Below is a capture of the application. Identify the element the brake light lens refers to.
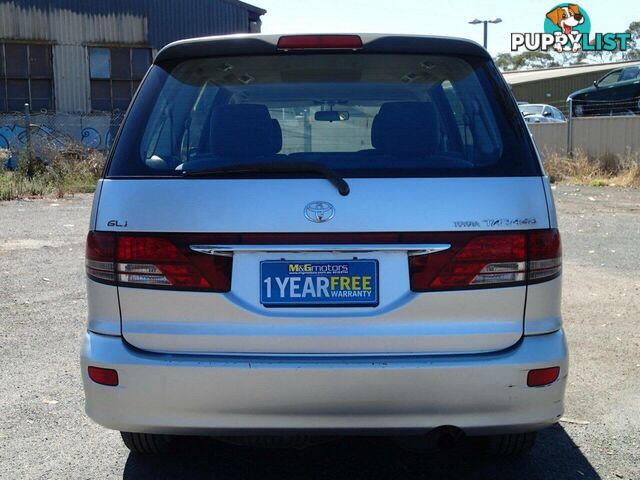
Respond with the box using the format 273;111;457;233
86;233;231;291
86;229;559;293
277;35;363;50
409;229;561;291
85;232;115;282
528;229;562;282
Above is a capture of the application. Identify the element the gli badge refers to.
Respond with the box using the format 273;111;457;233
304;201;335;223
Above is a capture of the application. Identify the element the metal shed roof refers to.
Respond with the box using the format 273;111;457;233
502;60;640;85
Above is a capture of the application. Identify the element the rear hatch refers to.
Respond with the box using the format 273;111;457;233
90;35;556;355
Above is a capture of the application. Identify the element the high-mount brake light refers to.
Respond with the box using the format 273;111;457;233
409;229;561;291
85;233;231;291
277;35;363;50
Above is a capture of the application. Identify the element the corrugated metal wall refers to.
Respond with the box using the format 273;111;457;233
145;0;250;47
0;2;148;45
529;117;640;157
0;0;258;48
0;0;263;113
53;45;90;113
510;71;605;108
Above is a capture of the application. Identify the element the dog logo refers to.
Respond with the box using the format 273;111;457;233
544;4;587;52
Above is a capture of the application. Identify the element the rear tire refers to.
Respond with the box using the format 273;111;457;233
573;104;583;117
484;431;537;456
121;432;173;454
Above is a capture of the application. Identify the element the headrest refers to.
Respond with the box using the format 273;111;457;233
371;102;439;154
209;104;274;156
271;119;282;153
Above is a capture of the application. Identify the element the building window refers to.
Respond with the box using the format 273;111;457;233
89;47;151;111
0;43;54;112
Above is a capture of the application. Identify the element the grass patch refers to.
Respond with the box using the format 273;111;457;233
589;179;609;187
542;150;640;188
0;144;104;201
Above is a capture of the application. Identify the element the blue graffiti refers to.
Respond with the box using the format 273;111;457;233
0;124;71;168
81;127;101;148
0;124;69;148
105;130;115;149
1;121;112;169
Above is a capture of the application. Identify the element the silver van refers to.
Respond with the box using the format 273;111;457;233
81;34;567;455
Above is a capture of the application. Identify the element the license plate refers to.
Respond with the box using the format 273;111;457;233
260;259;379;307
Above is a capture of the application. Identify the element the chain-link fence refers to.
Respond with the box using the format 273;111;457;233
571;97;640;118
528;109;640;159
1;109;124;169
519;96;640;157
518;97;640;119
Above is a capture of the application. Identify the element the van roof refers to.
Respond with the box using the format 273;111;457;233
154;34;490;63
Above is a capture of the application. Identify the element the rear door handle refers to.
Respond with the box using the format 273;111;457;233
190;244;450;257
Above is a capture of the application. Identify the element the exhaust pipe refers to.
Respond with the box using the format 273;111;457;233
426;426;465;450
393;426;466;453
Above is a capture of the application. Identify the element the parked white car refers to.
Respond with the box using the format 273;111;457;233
81;33;567;457
519;103;567;123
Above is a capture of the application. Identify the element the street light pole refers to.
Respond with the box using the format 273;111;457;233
468;18;502;49
483;21;488;49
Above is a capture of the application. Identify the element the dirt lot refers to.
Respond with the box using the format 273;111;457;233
0;185;639;480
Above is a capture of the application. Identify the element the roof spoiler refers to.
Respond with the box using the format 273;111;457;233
154;34;491;63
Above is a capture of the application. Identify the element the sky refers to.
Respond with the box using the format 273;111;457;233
256;0;638;56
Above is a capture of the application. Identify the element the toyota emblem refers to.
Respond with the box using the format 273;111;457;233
304;201;335;223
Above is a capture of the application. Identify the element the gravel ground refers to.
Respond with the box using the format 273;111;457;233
0;185;638;480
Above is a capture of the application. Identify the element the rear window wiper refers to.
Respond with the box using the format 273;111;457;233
181;162;350;196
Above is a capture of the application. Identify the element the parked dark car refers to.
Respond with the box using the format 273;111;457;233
568;65;640;117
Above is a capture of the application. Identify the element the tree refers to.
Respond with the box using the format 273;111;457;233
496;20;640;70
494;51;562;71
573;20;639;63
623;21;640;60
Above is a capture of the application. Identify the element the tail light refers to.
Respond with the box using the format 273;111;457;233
527;229;562;282
87;229;559;293
85;231;116;282
86;232;231;291
410;229;561;291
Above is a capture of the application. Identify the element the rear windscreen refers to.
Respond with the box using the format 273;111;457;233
106;54;540;178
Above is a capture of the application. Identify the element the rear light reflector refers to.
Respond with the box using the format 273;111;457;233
85;233;231;291
88;366;119;386
277;34;363;50
527;367;560;387
409;229;561;291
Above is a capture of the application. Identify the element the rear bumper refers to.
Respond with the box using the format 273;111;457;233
81;330;568;436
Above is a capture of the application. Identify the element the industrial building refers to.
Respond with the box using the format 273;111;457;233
503;60;640;110
0;0;265;155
